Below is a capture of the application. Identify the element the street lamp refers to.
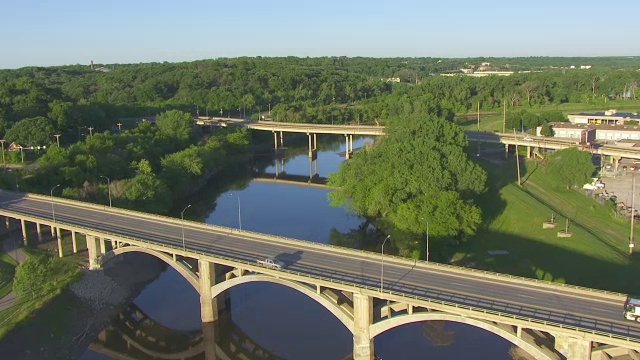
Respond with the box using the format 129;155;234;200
380;235;391;292
181;204;191;251
100;175;111;208
50;184;60;224
230;193;242;230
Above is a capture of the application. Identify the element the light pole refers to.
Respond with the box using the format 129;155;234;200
54;134;61;147
230;193;242;230
380;235;391;292
426;221;430;263
181;204;191;251
50;184;60;224
100;175;111;208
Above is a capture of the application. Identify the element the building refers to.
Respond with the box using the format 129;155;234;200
567;110;640;125
551;122;640;141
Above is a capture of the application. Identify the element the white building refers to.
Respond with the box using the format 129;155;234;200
567;110;640;125
551;122;640;141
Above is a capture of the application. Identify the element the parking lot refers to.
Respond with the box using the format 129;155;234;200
598;170;640;208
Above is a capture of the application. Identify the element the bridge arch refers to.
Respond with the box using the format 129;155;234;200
370;313;554;360
210;275;354;333
104;246;200;294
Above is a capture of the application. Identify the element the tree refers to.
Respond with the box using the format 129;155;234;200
155;110;194;142
545;147;595;189
4;116;55;146
540;122;555;137
13;255;55;298
328;114;486;240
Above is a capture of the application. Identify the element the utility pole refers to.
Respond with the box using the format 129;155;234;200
631;175;636;255
88;127;94;137
117;123;122;133
514;129;521;186
503;100;506;133
0;140;5;169
477;101;480;130
54;134;61;147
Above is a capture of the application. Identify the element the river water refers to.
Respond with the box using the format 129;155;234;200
78;135;514;360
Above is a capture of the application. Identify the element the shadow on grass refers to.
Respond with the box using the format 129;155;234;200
473;156;526;227
455;228;640;294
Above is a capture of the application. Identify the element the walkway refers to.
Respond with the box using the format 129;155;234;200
0;230;26;312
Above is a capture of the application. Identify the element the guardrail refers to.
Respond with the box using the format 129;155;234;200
1;202;638;346
15;191;630;300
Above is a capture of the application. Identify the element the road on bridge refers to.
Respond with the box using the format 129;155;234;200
1;191;639;342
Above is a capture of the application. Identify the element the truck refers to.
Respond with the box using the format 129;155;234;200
256;257;286;269
624;296;640;322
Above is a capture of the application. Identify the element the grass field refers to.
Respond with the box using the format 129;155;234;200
454;157;640;293
459;100;640;133
0;238;17;299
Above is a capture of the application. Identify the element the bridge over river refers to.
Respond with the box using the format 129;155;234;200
1;191;639;359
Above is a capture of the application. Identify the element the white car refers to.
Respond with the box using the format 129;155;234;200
523;137;534;141
257;257;286;269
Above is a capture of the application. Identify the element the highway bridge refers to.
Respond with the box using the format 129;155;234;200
246;121;640;163
1;191;639;359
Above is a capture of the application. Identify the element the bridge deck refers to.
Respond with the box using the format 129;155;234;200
1;191;639;346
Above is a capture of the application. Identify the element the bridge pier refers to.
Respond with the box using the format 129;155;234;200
56;227;63;257
20;219;28;245
199;260;218;323
555;334;591;360
527;146;532;159
71;231;78;253
345;134;354;160
86;235;101;270
308;132;318;159
99;237;106;255
50;224;55;237
36;222;42;242
352;292;374;360
505;144;510;159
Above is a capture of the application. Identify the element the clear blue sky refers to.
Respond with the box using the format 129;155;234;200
1;0;638;69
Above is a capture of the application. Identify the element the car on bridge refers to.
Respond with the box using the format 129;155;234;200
257;257;286;269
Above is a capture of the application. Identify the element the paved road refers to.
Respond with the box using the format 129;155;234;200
1;191;639;341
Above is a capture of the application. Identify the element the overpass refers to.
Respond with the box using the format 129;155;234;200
246;121;640;164
1;191;640;359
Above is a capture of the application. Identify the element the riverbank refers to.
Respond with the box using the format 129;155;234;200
0;253;164;359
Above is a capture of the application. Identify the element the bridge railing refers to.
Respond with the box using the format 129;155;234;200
107;231;640;347
20;191;630;300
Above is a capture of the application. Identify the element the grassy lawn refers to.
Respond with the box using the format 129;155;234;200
454;157;640;293
0;249;81;340
0;238;17;299
459;100;640;133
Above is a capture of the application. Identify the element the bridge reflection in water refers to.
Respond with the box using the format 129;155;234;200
89;302;285;360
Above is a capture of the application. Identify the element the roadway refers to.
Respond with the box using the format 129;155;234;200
1;191;639;342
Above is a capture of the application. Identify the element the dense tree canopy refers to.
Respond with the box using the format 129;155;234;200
4;116;55;146
545;147;595;188
328;114;487;239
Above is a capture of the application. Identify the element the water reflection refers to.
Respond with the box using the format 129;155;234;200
89;303;284;360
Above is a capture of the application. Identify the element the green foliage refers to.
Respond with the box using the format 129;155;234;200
156;110;194;144
545;148;595;188
4;117;55;146
540;122;555;137
12;254;76;299
328;114;486;240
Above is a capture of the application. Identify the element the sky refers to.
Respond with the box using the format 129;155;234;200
1;0;639;69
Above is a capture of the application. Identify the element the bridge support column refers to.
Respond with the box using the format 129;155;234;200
527;146;532;159
56;227;63;258
280;131;284;148
505;144;509;159
71;231;77;253
555;335;591;360
5;216;10;229
50;224;55;237
20;219;28;246
86;235;101;270
345;135;352;160
36;223;42;242
99;238;106;255
202;321;218;360
352;292;374;360
199;259;218;323
273;131;278;151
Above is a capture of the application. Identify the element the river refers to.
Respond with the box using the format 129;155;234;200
78;135;514;360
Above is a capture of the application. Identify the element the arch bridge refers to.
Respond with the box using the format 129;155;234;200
1;191;639;359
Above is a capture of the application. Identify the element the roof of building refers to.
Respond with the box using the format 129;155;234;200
551;122;640;132
570;112;640;119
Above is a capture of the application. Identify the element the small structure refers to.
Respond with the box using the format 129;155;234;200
543;213;557;229
557;219;573;238
568;110;640;126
